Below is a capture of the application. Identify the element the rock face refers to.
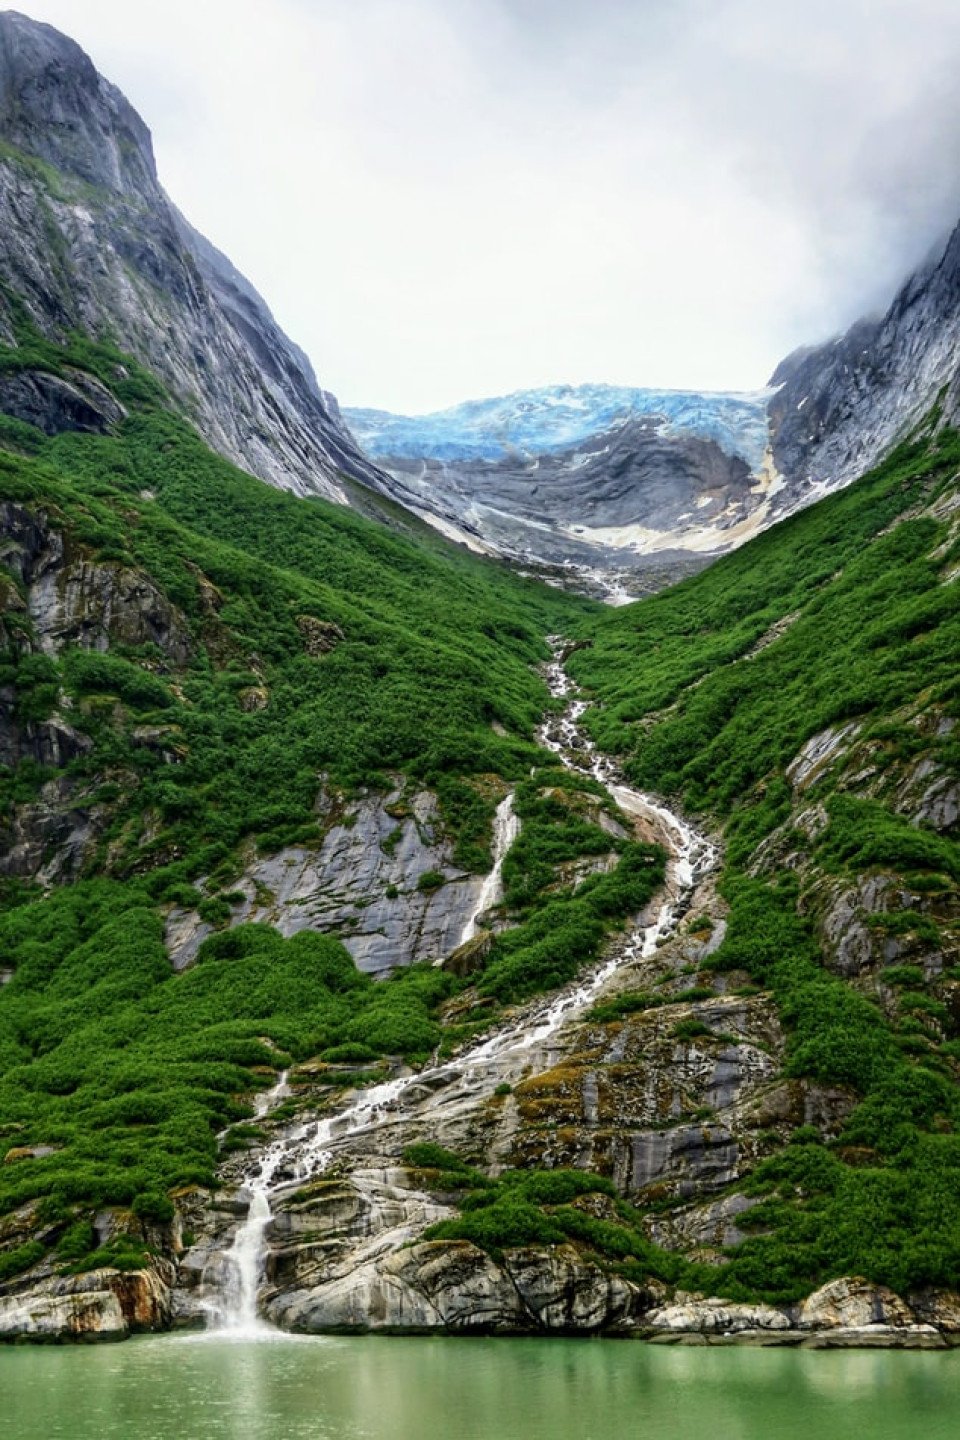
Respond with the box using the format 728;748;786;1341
0;11;387;502
0;498;194;884
166;786;495;974
270;1238;649;1335
0;368;125;435
769;220;960;503
0;1260;174;1341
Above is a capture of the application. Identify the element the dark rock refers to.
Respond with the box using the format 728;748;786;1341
0;368;125;435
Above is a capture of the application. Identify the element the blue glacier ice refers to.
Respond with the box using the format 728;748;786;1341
345;382;774;471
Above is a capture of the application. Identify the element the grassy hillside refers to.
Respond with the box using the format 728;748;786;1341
0;328;673;1258
2;309;958;1305
562;425;960;1299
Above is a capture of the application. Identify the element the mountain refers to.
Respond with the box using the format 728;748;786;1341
0;338;955;1340
769;224;960;498
347;384;778;599
348;224;960;599
0;9;385;501
0;10;957;1349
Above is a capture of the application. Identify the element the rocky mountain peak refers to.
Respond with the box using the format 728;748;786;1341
0;10;156;195
0;10;390;503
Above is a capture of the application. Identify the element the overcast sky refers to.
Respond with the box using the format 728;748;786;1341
17;0;960;410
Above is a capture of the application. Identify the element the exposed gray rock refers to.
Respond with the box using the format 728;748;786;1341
268;1236;647;1335
648;1191;765;1251
168;788;493;974
2;499;192;661
770;218;960;501
0;774;102;883
798;1276;916;1330
0;12;388;503
646;1296;793;1336
29;557;192;661
786;723;861;793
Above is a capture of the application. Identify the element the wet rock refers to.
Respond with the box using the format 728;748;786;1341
506;1246;645;1331
1;501;192;662
3;1144;60;1163
0;1261;174;1342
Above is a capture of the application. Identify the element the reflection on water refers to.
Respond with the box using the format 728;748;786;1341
2;1335;960;1440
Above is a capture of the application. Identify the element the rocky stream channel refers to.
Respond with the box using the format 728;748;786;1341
188;639;717;1335
3;644;960;1345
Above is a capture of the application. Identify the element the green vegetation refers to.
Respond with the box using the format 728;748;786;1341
0;889;459;1216
0;325;665;1265
478;770;665;1002
417;1147;717;1293
572;430;959;813
565;427;960;1301
0;299;597;869
2;304;957;1309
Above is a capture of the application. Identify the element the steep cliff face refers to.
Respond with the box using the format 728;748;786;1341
0;10;386;501
769;221;960;504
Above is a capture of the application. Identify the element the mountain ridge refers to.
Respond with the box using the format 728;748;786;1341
347;218;960;596
0;8;388;503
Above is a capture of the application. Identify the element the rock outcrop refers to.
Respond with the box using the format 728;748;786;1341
0;1259;174;1341
268;1239;649;1335
165;786;499;974
0;368;125;435
769;219;960;503
0;11;388;503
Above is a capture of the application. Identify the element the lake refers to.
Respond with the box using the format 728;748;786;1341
2;1334;960;1440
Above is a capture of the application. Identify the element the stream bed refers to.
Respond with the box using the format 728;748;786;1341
201;641;717;1330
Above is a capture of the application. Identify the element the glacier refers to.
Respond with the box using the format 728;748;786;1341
345;382;774;471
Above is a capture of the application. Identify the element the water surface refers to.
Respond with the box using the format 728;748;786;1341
3;1335;959;1440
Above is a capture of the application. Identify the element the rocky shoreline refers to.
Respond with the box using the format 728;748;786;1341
2;1253;959;1348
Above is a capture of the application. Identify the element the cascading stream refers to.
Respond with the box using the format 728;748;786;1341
208;639;718;1331
458;792;521;947
209;1071;290;1334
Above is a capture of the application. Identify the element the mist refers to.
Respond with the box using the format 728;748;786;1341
15;0;960;409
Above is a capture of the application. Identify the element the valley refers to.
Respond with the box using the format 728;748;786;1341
0;6;957;1367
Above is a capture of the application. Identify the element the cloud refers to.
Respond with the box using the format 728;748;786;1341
13;1;960;409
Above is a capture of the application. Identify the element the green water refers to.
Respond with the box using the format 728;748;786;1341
2;1335;959;1440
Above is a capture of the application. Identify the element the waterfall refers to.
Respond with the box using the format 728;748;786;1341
204;640;718;1332
459;792;521;946
210;1072;289;1334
